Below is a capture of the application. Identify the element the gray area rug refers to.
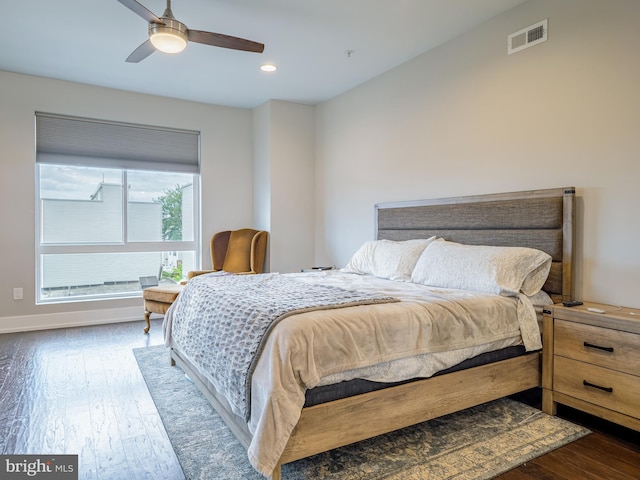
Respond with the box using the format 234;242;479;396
134;345;590;480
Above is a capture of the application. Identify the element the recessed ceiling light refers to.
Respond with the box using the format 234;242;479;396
261;64;277;72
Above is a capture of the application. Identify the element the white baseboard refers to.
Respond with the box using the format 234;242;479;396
0;306;156;334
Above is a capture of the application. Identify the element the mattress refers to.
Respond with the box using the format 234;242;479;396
304;345;527;407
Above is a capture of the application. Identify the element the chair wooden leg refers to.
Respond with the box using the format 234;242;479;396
144;310;151;334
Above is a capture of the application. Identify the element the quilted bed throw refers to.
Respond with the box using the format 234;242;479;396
166;273;397;420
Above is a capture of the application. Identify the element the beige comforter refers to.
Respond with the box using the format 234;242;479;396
165;270;541;477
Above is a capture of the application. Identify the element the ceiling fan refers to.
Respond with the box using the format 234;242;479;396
117;0;265;63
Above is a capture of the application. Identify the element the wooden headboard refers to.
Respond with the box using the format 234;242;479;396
375;187;576;303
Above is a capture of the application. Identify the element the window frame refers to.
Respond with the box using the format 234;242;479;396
35;114;201;304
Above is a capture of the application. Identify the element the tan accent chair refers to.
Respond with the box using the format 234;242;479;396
142;228;268;332
188;228;268;279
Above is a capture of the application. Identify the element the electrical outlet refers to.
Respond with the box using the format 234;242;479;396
13;288;23;300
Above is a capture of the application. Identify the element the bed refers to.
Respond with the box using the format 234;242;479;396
163;186;576;480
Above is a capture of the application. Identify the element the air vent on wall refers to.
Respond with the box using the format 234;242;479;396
508;19;547;55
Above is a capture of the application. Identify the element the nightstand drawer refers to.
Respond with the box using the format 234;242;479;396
554;356;640;419
555;320;640;376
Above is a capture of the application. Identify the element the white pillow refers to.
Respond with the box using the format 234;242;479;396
527;289;554;321
342;237;437;281
410;241;552;296
527;289;553;307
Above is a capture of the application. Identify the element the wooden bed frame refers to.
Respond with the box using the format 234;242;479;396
169;186;576;479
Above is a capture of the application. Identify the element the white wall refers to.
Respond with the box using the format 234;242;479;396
2;0;639;332
315;0;640;308
0;70;254;330
253;100;316;273
252;102;272;271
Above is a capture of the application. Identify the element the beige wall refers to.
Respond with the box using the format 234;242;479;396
315;0;640;308
0;71;254;330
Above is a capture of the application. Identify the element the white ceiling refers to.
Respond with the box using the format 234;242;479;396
2;0;527;109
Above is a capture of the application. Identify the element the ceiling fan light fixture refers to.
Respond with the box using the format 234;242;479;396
119;0;265;63
149;19;188;54
261;64;277;72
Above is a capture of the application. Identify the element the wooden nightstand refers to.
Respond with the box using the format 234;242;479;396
542;302;640;431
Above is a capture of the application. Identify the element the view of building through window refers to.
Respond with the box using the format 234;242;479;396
37;165;198;302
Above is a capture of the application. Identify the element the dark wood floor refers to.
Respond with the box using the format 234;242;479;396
0;319;184;480
496;392;640;480
1;319;638;479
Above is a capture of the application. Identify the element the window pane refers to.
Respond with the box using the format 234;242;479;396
40;251;196;300
40;165;123;244
127;170;195;242
37;164;199;304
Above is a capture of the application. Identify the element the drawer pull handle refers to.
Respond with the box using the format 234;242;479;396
583;380;613;393
583;342;614;353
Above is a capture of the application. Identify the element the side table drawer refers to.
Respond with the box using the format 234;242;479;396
554;356;640;419
554;320;640;376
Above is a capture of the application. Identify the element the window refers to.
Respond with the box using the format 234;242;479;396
36;113;200;303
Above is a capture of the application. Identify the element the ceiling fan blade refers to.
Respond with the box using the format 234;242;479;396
126;40;157;63
188;30;264;53
117;0;164;24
